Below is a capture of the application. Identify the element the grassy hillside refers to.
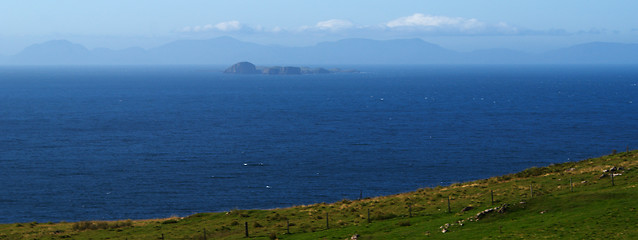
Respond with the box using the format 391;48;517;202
2;150;637;239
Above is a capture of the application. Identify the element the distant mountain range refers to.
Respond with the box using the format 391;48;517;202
2;37;638;65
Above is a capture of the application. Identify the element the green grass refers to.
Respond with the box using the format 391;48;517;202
2;150;637;239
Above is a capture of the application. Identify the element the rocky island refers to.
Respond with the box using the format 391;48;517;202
223;62;358;75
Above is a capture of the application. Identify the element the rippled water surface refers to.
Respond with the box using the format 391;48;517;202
1;65;637;223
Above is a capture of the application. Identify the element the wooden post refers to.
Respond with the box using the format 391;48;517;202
627;146;630;153
530;184;533;198
409;205;412;218
326;212;329;229
286;219;290;234
447;196;451;213
611;173;615;186
490;190;494;205
244;222;249;238
359;190;363;200
570;177;573;192
203;228;207;240
161;234;164;240
367;209;371;223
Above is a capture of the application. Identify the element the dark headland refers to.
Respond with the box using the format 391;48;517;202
223;61;358;75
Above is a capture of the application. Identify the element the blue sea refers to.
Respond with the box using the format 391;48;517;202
1;65;637;223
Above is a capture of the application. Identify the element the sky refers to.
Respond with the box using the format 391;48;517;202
1;0;637;55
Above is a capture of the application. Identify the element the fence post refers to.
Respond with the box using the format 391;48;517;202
161;234;164;240
447;196;451;213
367;209;371;223
326;212;329;229
245;222;249;238
490;190;494;205
570;177;573;192
530;184;534;198
203;228;207;240
286;219;290;234
409;205;412;218
359;190;363;200
611;173;615;186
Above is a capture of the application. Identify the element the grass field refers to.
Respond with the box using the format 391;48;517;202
2;150;637;239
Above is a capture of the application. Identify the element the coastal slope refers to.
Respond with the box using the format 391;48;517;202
1;150;637;239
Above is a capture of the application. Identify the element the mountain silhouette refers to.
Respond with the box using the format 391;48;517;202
4;37;638;65
11;40;91;64
543;42;638;64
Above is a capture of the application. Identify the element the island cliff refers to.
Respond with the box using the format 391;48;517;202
223;62;357;75
223;62;260;74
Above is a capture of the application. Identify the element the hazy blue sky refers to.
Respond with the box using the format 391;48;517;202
1;0;637;54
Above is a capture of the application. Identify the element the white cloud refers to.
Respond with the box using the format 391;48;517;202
177;14;571;38
180;20;243;33
214;21;242;32
315;19;354;31
495;22;518;34
386;13;486;32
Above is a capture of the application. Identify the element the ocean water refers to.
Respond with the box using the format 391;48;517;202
1;65;637;223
